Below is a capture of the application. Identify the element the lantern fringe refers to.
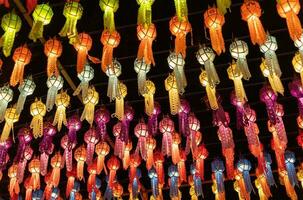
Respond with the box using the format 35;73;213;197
10;62;25;87
137;28;155;65
1;121;12;141
281;172;298;200
138;70;148;95
76;48;87;74
30;116;43;138
47;55;59;78
144;93;154;116
66;177;75;198
1;30;16;57
46;88;57;111
206;85;218;110
138;2;152;25
9;177;19;197
172;143;181;164
73;81;89;99
104;10;115;33
237;58;251;81
97;155;105;174
59;18;78;44
28;21;43;42
210;28;225;55
30;173;40;190
16;95;25;115
107;75;120;101
205;61;220;88
268;74;284;95
247;17;266;45
264;52;282;77
40;153;49;176
77;161;84;180
53;107;67;131
173;0;188;20
81;103;95;126
168;89;180;115
123;149;130;170
216;0;231;14
233;78;247;101
114;97;124;120
173;64;187;95
25;188;32;200
51;168;61;187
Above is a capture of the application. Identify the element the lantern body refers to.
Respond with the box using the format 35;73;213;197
137;23;156;65
53;91;70;131
165;74;181;115
99;0;119;32
1;107;19;141
81;87;99;126
105;59;122;101
101;30;121;72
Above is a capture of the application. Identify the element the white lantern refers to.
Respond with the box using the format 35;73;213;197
46;75;64;111
0;85;13;122
134;59;150;95
16;76;36;114
167;52;187;94
73;63;94;100
106;59;121;101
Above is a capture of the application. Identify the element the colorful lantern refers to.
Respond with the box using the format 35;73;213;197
237;159;253;199
279;170;298;200
190;164;203;198
171;133;181;165
294;34;303;61
285;151;299;187
99;0;119;32
113;81;127;120
61;135;76;172
199;70;218;110
168;165;179;199
264;152;276;187
46;75;64;111
67;115;82;151
84;128;99;165
277;0;302;41
177;100;190;139
113;122;124;159
137;23;156;65
74;145;87;180
44;38;62;78
53;90;70;131
59;1;83;44
94;106;110;141
165;73;181;115
217;0;231;14
147;101;160;135
107;155;120;188
143;80;155;116
105;59;121;101
29;4;53;42
195;144;208;181
73;33;94;73
10;45;32;87
1;107;19;141
260;58;284;95
159;116;174;156
154;151;164;184
196;45;219;88
28;158;41;191
16;76;35;114
241;0;266;45
292;52;303;85
136;0;154;25
148;167;159;198
81;87;99;126
167;52;187;94
134;59;150;95
227;61;247;102
230;90;247;130
134;121;148;160
204;7;225;55
0;138;11;170
230;39;251;80
24;177;33;200
30;99;46;138
67;177;79;199
187;113;200;157
95;141;110;174
129;153;141;184
255;170;272;200
146;136;156;170
0;12;22;57
87;162;98;194
8;164;19;198
211;159;225;200
178;150;187;183
122;141;132;170
74;63;94;100
112;182;123;199
49;153;62;188
0;85;13;122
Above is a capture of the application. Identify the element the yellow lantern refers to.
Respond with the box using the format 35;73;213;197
143;80;155;116
260;58;284;95
165;73;180;115
227;61;247;102
255;174;272;200
0;12;22;57
137;0;154;25
81;87;99;126
53;91;70;131
113;81;127;120
59;1;83;44
99;0;119;32
30;98;46;139
199;70;218;110
1;106;19;141
292;52;303;85
29;4;53;42
217;0;231;14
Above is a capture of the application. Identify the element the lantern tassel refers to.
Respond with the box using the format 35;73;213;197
264;52;282;77
86;143;95;165
76;48;87;74
138;3;152;25
97;155;105;174
175;32;187;58
107;75;119;101
108;170;116;188
146;149;153;170
53;107;67;131
77;161;84;180
104;10;115;33
51;168;61;187
162;133;173;156
9;178;19;197
172;143;180;165
282;173;298;200
0;101;8;122
102;46;114;72
217;0;231;14
268;75;284;95
66;177;74;198
205;61;219;88
169;177;178;198
144;93;154;116
25;188;32;200
17;160;26;183
151;177;159;198
10;62;25;87
223;148;235;179
206;85;218;110
114;97;124;121
29;21;43;42
40;153;49;176
209;28;225;55
178;161;186;183
59;18;78;44
30;116;43;138
73;81;89;99
46;87;57;111
1;121;12;141
138;70;147;95
16;93;27;114
247;17;266;45
47;55;59;78
1;30;16;57
81;103;95;126
65;149;73;172
123;149;130;170
237;58;251;81
168;89;180;115
30;173;40;190
138;36;155;65
173;65;186;94
233;78;247;101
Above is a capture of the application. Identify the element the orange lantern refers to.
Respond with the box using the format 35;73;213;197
137;23;156;65
112;182;123;199
28;158;40;190
279;170;298;200
172;132;181;165
100;30;120;72
154;151;164;184
241;0;266;45
204;7;225;55
129;153;141;182
95;141;110;174
66;169;76;198
123;141;132;170
107;155;120;188
50;152;62;188
10;45;32;87
8;164;19;198
87;162;97;193
277;0;302;41
74;145;86;180
178;150;187;183
44;38;62;78
24;177;32;200
169;16;191;58
146;136;156;170
195;144;208;180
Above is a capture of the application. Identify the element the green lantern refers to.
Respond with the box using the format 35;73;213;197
99;0;119;32
136;0;154;25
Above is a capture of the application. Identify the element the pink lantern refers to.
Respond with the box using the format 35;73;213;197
113;122;124;159
134;121;149;160
187;113;200;157
159;116;174;157
84;128;100;165
61;135;76;172
17;146;33;184
94;106;110;141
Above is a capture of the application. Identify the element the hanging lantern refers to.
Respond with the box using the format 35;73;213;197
187;113;200;157
241;0;266;45
112;182;123;199
230;39;251;80
87;162;98;194
285;151;299;187
8;164;19;198
94;106;110;141
292;52;303;85
211;159;225;200
172;133;181;165
100;30;121;72
74;63;94;100
143;80;155;116
53;90;70;131
0;85;13;122
134;121;149;160
199;70;218;110
259;85;279;124
107;156;120;188
279;170;298;200
122;141;132;170
74;145;87;181
81;87;99;126
277;0;302;41
24;177;33;200
165;73;181;115
49;153;62;188
16;76;35;114
46;75;64;111
260;58;284;95
178;150;187;183
84;128;100;165
28;158;41;191
120;104;134;142
204;7;225;55
167;52;187;94
0;138;11;170
30;98;46;138
227;61;247;102
237;159;253;199
113;122;124;159
190;164;203;198
0;107;19;141
10;45;32;87
113;81;127;120
128;168;141;200
145;136;156;170
99;0;119;32
67;115;82;150
61;135;76;172
255;169;272;200
148;167;159;198
44;38;62;78
59;1;83;44
230;90;247;130
217;0;231;14
137;0;154;25
168;165;179;199
29;4;53;42
148;101;161;135
195;144;208;181
105;59;121;101
129;153;141;184
134;59;150;95
95;141;110;174
154;151;164;184
294;34;303;61
264;153;276;188
67;177;80;200
159;116;174;157
196;45;219;88
178;99;190;138
137;23;156;65
0;12;22;57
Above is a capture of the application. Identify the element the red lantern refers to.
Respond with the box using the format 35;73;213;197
123;141;132;170
107;156;120;188
297;129;303;148
50;152;62;187
28;158;40;190
74;145;86;180
195;144;208;180
172;132;181;165
129;153;141;182
137;23;156;65
134;121;149;160
95;141;110;174
66;168;76;198
87;162;97;193
100;30;120;72
154;151;164;184
44;38;62;78
178;150;187;183
112;182;123;198
146;137;156;170
8;164;19;198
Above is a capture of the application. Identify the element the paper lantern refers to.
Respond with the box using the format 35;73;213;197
0;138;11;170
73;33;93;73
121;104;134;142
99;0;119;32
189;164;203;198
137;0;154;25
292;52;303;85
84;128;100;165
10;45;32;87
53;91;70;131
171;133;181;165
67;115;82;152
137;23;156;65
230;39;251;80
211;159;225;199
87;162;98;194
74;145;87;180
195;144;208;181
196;45;219;88
112;182;123;199
113;81;127;120
134;58;150;95
16;76;35;114
168;165;179;199
0;85;13;122
94;106;110;141
294;34;303;61
159;116;174;157
241;0;266;45
8;164;19;198
101;30;121;71
142;80;155;116
129;153;141;183
165;73;181;115
29;4;53;42
74;63;94;100
61;135;76;172
113;122;124;158
188;113;200;157
44;38;62;78
199;70;218;110
46;75;64;111
0;107;19;141
277;0;302;41
148;167;159;198
0;12;22;57
30;99;46;138
168;52;187;94
177;150;187;183
107;156;120;188
24;177;32;200
145;136;156;170
227;61;247;102
147;101;160;136
178;99;190;138
169;16;191;58
259;85;279;124
95;141;110;174
50;153;62;188
285;151;299;187
217;0;231;14
28;158;41;190
134;121;149;160
105;59;121;101
255;170;272;200
204;7;225;55
154;151;164;184
279;170;298;199
236;159;253;199
59;1;83;44
81;87;99;126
